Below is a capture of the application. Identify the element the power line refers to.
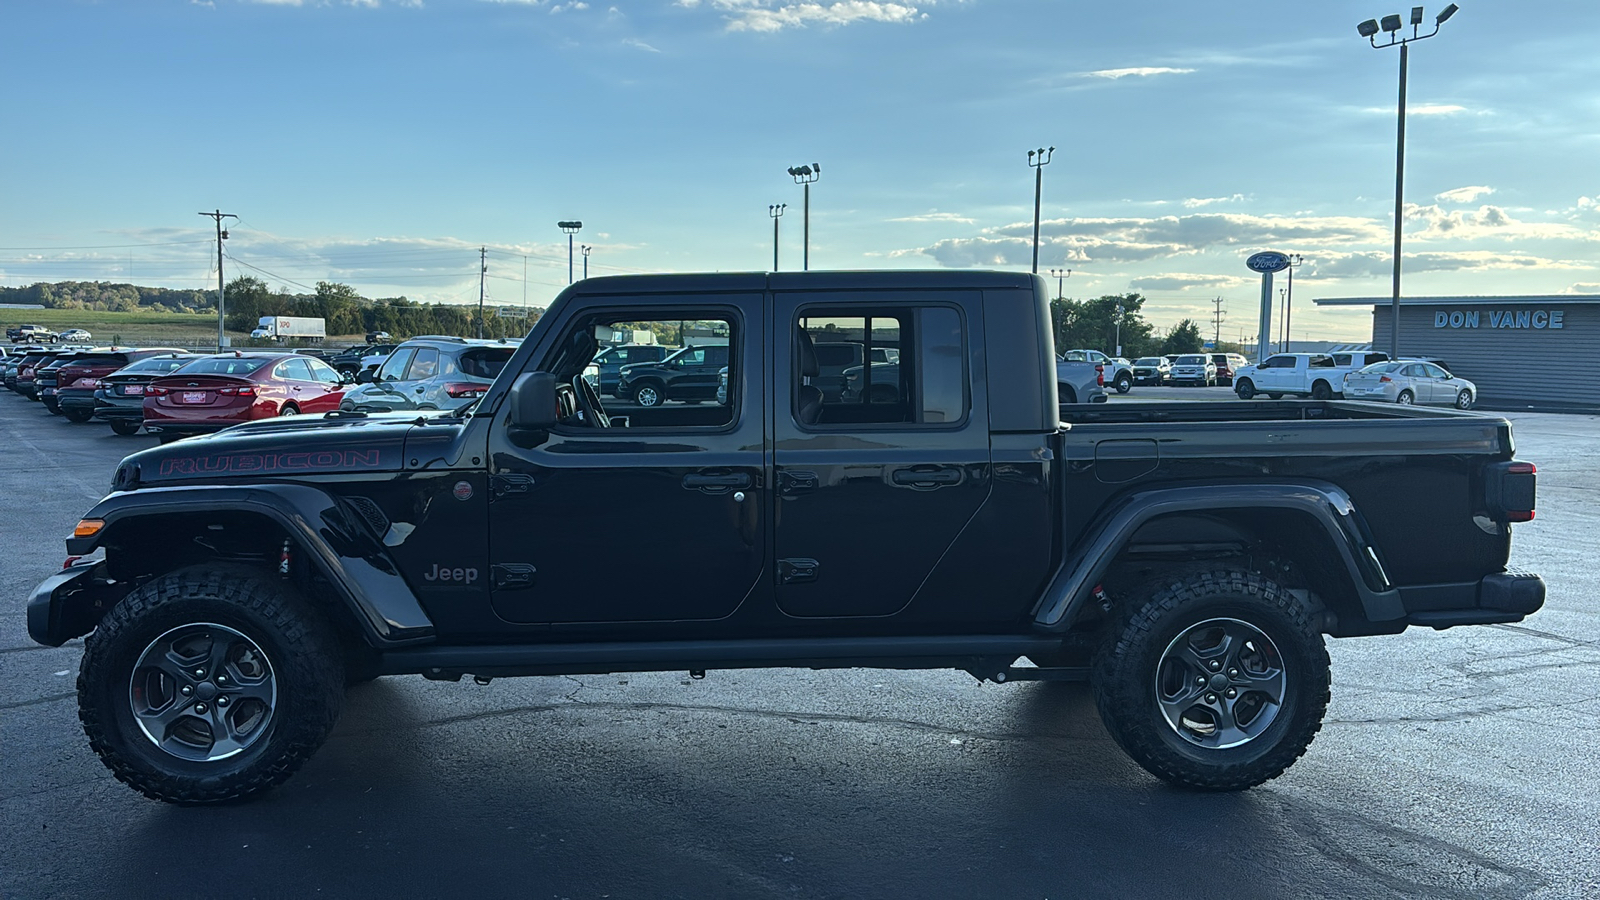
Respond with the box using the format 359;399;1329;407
0;240;214;251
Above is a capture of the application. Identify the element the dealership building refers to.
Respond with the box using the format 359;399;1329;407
1313;294;1596;407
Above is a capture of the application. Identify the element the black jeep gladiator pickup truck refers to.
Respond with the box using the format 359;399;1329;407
28;270;1544;805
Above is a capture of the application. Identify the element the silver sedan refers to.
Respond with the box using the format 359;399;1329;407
1342;360;1476;409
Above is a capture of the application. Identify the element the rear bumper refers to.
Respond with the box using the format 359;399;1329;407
1401;569;1546;629
58;394;98;412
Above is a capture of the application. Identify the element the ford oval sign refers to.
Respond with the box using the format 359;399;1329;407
1246;251;1291;273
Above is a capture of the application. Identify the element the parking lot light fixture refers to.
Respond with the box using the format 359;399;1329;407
786;164;820;270
1027;147;1055;275
769;203;787;271
581;244;591;280
1357;4;1459;359
558;221;583;284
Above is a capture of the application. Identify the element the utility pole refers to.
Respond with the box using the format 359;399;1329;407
769;204;786;270
1211;296;1226;347
1027;147;1055;274
522;255;527;312
198;209;236;350
477;247;487;340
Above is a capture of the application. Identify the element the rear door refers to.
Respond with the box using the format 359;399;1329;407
771;291;989;619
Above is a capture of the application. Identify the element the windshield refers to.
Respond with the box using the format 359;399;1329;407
1176;355;1206;365
1135;357;1162;365
172;357;271;377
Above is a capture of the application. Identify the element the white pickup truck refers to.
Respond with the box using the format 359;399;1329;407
1233;351;1390;400
1062;349;1134;393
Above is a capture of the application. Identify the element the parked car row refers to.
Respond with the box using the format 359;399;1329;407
1229;352;1474;408
7;324;92;343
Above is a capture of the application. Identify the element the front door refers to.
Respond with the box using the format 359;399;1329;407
771;292;991;619
487;301;766;626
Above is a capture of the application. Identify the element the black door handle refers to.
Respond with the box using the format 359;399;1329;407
892;467;962;487
683;471;752;492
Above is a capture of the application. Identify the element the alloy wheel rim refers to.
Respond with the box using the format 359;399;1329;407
128;623;278;762
1154;617;1287;750
637;387;658;406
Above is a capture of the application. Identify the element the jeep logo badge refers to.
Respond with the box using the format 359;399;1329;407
424;564;479;584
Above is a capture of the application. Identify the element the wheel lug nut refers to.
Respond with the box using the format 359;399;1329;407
217;696;229;707
216;674;227;684
1228;668;1238;677
194;668;206;678
180;685;193;696
1196;676;1207;685
194;702;208;713
1205;693;1217;703
1226;688;1237;699
1208;660;1221;671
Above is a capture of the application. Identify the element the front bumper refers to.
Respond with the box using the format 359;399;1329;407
27;562;128;647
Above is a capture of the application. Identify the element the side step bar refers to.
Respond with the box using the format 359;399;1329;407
379;634;1067;680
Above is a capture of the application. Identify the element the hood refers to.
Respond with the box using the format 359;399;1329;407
111;412;451;490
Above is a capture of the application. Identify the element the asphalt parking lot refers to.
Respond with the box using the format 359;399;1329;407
2;389;1597;899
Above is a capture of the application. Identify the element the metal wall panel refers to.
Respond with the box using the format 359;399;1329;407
1372;303;1600;406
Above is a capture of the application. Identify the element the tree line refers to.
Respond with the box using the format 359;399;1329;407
0;281;212;312
1049;293;1207;359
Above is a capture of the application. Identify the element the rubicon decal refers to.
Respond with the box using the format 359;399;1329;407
158;449;388;476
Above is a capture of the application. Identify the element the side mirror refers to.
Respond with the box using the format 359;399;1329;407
355;369;374;384
508;372;558;429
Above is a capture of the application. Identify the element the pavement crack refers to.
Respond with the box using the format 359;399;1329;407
0;691;76;711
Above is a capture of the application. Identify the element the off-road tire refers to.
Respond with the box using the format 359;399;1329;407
1092;569;1330;791
1234;379;1256;400
109;419;142;436
78;564;345;805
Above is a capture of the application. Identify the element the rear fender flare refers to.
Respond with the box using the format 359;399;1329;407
1032;480;1402;632
69;484;435;646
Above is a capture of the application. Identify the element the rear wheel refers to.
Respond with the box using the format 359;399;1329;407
1396;390;1414;406
1266;393;1283;400
77;564;345;805
63;407;95;423
1234;379;1256;400
1310;380;1333;400
1455;389;1473;410
109;420;142;436
278;404;299;417
633;382;664;408
1058;383;1077;404
1093;570;1330;791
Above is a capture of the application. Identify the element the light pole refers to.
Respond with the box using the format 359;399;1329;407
1114;303;1125;357
1358;4;1459;358
1027;147;1054;274
768;204;786;271
558;220;583;284
786;163;820;270
198;210;236;349
1278;288;1288;352
581;245;591;281
1284;253;1304;352
1049;267;1071;300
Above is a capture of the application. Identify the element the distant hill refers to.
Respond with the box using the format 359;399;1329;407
0;281;212;313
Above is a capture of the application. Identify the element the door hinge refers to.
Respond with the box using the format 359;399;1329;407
777;558;819;584
490;473;536;500
492;563;538;590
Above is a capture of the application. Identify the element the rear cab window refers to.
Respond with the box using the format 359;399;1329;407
793;305;967;428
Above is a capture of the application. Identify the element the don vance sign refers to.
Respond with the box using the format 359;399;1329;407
1434;309;1565;330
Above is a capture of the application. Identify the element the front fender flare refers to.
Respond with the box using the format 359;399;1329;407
69;484;436;646
1032;480;1402;632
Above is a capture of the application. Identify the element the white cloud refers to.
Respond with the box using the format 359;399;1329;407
1129;273;1250;292
1362;104;1470;116
1566;282;1600;294
1183;194;1245;209
622;37;661;51
704;1;925;33
889;210;975;224
1435;185;1494;204
1079;66;1195;80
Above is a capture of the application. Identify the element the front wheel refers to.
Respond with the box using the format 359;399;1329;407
633;382;664;408
1093;570;1330;791
109;419;142;436
77;564;345;805
1115;373;1132;394
1455;389;1473;410
1234;379;1256;400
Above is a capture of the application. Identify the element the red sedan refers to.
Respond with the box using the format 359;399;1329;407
143;352;349;439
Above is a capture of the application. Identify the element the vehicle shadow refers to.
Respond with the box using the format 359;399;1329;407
91;678;1543;900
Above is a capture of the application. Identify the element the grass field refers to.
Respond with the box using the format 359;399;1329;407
2;308;364;350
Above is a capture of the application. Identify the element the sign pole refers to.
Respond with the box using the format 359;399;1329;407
1245;250;1292;364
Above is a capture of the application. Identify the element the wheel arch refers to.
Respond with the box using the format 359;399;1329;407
56;485;435;648
1032;481;1404;637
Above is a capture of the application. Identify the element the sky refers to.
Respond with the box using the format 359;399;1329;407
3;0;1599;343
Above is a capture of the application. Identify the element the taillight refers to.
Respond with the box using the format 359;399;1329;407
1095;364;1104;387
146;385;169;396
1486;461;1537;523
1379;375;1391;383
445;382;487;399
218;385;256;396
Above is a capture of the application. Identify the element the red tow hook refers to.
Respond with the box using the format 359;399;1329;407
62;556;83;570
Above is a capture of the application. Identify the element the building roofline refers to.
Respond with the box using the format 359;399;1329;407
1314;294;1600;307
